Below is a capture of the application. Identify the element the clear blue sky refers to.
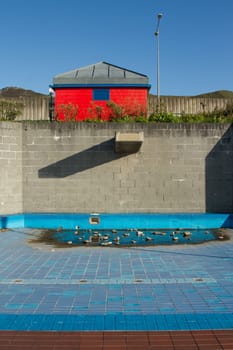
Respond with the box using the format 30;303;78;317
0;0;232;96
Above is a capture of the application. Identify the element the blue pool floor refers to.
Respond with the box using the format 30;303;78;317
0;228;233;331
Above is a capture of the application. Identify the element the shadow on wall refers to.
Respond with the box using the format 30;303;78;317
38;138;128;178
205;125;233;213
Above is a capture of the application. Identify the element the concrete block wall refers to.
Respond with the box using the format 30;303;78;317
1;122;233;214
0;122;23;214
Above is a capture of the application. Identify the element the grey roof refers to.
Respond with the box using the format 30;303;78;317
53;61;149;86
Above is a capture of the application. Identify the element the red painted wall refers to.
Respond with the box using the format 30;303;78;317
111;88;148;118
54;87;148;121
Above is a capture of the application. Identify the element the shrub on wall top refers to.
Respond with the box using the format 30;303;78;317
0;99;24;120
55;103;79;121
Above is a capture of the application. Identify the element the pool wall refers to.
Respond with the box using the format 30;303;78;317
1;213;233;230
0;122;233;214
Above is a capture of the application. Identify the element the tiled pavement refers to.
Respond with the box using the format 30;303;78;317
0;228;233;348
0;330;233;349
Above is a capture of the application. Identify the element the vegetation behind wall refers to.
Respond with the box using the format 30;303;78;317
0;87;233;122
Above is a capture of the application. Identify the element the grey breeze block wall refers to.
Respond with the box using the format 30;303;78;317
0;122;23;214
0;121;233;214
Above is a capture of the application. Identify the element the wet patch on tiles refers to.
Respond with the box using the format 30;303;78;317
28;227;231;248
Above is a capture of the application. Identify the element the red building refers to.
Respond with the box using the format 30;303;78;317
51;61;150;121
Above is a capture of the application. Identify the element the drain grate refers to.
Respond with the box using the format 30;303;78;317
14;279;24;284
193;278;204;282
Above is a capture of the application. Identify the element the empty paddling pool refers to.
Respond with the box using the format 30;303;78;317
1;213;233;248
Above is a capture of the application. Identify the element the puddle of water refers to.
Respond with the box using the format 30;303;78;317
29;227;230;248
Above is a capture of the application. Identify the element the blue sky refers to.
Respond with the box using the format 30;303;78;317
0;0;232;96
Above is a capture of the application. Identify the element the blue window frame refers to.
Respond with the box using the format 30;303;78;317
93;89;110;101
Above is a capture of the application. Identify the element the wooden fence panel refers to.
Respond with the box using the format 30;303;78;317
0;96;49;121
148;96;233;115
16;96;49;120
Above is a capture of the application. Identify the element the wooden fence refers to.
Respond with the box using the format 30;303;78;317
0;96;50;121
16;96;50;121
148;95;233;115
0;95;232;120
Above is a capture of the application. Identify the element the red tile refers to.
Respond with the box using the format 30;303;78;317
103;346;127;350
150;346;176;350
0;330;233;350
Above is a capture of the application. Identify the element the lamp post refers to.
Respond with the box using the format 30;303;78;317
154;13;163;110
49;87;55;122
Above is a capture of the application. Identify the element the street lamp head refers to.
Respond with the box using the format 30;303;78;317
155;12;163;36
49;87;55;95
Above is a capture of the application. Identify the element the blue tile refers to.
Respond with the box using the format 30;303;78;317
0;227;232;331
